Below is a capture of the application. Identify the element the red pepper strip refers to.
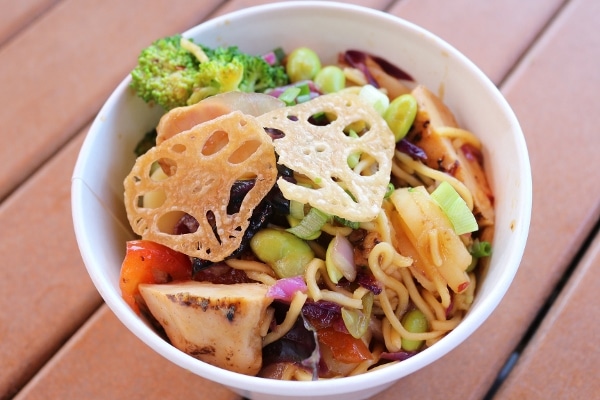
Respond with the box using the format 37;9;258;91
317;326;373;364
119;240;192;314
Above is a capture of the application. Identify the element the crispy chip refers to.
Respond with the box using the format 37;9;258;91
124;111;277;261
257;92;395;222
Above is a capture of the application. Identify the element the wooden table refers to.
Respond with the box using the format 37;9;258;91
1;1;598;399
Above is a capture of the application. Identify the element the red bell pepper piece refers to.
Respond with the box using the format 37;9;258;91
317;326;373;364
119;240;192;314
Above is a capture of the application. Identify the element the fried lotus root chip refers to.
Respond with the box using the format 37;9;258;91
257;92;395;222
124;111;277;261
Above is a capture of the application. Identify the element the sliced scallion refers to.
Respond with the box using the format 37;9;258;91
470;239;492;258
430;181;478;235
278;86;301;105
334;216;360;230
347;152;361;168
287;215;320;240
310;111;328;125
286;207;329;240
347;129;362;168
297;82;310;96
296;93;312;103
466;239;492;272
289;200;306;220
384;182;395;198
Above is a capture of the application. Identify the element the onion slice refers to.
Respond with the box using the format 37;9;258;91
325;234;357;283
266;275;307;302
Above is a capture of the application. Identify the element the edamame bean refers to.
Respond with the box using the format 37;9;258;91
286;47;321;83
383;94;418;141
314;65;345;94
401;308;428;351
249;228;314;278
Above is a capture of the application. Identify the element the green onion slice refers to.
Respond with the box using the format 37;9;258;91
470;239;492;258
289;200;306;220
430;181;478;235
347;152;360;168
297;82;310;96
278;86;301;105
384;182;395;198
346;129;361;168
296;93;312;103
286;207;329;240
334;216;360;230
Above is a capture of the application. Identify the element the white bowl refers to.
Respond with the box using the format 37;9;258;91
71;2;532;399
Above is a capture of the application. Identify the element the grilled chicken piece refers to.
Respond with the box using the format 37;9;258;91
406;85;494;226
139;281;273;375
406;85;459;172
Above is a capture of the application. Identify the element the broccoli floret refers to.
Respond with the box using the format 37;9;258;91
130;35;289;110
130;35;203;110
187;46;246;103
238;51;289;93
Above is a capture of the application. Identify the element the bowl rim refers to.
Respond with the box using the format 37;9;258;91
72;1;532;396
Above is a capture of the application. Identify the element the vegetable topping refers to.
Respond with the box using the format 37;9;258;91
257;91;395;222
130;35;288;110
123;111;278;261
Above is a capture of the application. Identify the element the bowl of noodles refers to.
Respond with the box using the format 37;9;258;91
71;2;531;399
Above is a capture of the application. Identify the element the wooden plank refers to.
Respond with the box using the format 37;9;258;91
0;0;224;202
496;231;600;398
390;0;565;84
0;130;99;399
0;0;58;46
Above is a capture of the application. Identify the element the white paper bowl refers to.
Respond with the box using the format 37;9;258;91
71;2;532;399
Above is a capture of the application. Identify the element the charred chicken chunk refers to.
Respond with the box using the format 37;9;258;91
139;281;273;375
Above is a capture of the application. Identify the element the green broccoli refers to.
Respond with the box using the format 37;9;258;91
130;35;289;110
186;46;246;104
238;50;289;93
130;35;201;111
